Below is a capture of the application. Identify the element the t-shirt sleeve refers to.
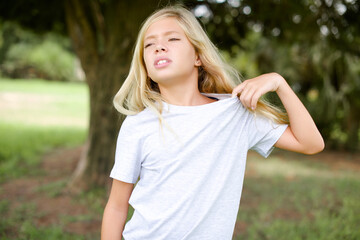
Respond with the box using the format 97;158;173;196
110;116;142;184
246;112;288;158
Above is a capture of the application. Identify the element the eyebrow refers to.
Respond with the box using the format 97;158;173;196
144;31;181;41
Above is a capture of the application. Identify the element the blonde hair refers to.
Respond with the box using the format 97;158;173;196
113;5;288;125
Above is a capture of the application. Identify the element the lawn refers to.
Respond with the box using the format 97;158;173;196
0;78;92;239
0;78;359;239
0;79;88;183
236;151;360;239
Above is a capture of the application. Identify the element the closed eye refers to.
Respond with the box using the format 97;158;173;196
169;38;180;41
144;43;154;48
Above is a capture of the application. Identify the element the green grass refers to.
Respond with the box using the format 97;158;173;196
0;78;90;239
0;122;86;182
0;78;88;183
0;200;86;240
233;153;360;240
1;78;359;239
0;78;86;94
0;78;89;127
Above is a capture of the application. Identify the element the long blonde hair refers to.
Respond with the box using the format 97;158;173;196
113;5;288;124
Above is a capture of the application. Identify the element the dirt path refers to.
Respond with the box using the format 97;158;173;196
0;145;103;237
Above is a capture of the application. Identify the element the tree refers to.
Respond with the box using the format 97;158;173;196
0;0;170;188
194;0;360;150
1;0;359;189
63;0;165;188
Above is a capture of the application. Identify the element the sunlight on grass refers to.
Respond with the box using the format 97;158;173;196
247;155;359;180
0;78;89;128
0;79;88;182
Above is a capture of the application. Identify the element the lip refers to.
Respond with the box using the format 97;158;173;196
154;57;172;68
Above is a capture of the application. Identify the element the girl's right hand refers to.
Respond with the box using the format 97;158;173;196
231;72;285;110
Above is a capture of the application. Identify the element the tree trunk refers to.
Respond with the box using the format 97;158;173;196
63;0;161;189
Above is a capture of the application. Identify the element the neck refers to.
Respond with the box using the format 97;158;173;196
158;77;214;106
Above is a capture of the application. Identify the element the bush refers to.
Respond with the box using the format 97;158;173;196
6;39;80;81
0;22;84;82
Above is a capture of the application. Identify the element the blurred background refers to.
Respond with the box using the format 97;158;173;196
0;0;359;239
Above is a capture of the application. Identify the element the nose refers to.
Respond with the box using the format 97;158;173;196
155;43;167;53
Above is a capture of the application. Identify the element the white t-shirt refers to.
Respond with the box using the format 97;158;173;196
110;93;288;240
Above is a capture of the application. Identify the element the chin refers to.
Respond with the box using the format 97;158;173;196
150;75;176;85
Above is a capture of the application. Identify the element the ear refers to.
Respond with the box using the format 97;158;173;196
195;55;202;67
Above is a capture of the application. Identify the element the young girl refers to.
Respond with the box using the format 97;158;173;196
101;5;324;240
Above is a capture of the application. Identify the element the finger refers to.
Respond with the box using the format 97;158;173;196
232;86;243;98
239;87;256;109
250;90;263;110
232;81;247;98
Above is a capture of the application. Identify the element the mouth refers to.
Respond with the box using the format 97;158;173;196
154;58;172;68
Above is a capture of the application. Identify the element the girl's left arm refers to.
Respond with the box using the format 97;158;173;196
232;72;324;155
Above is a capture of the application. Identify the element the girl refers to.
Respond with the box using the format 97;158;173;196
101;5;324;240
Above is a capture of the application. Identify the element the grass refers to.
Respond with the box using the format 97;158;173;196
0;78;88;183
0;199;86;240
0;78;90;239
0;122;86;183
0;78;359;239
234;153;360;240
0;78;89;127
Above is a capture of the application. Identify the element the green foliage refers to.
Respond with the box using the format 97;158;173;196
6;40;77;81
195;0;360;150
223;27;360;150
0;22;82;81
1;0;359;150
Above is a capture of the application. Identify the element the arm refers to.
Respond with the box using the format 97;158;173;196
232;72;324;155
101;179;134;240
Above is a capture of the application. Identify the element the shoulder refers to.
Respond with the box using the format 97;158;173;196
120;107;158;133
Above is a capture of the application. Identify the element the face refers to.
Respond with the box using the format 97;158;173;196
143;17;201;87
